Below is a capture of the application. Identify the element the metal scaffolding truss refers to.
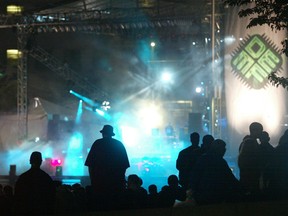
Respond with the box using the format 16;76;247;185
13;0;224;141
31;17;200;40
29;45;108;99
17;26;29;141
16;33;109;140
210;0;224;138
0;0;205;30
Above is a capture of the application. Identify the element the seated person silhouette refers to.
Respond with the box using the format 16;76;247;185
14;151;56;215
159;175;186;207
147;184;160;208
122;174;148;209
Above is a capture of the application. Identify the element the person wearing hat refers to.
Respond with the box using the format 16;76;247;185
14;151;56;215
85;125;130;210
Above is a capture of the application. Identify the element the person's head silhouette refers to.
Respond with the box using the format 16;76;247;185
209;139;226;157
249;122;263;139
190;132;200;146
100;125;115;137
30;151;43;168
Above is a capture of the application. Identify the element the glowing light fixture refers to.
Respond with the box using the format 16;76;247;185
7;49;21;59
75;100;83;124
195;87;202;93
224;36;236;45
121;126;139;147
7;5;22;14
95;109;104;116
161;72;172;83
51;159;62;166
101;101;111;111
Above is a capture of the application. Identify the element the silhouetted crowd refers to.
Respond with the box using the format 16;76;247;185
1;122;288;215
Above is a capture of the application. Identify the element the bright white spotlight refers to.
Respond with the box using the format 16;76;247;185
101;101;111;111
161;72;172;83
96;109;105;116
224;36;236;45
195;87;202;93
137;102;163;132
121;126;139;147
150;41;156;47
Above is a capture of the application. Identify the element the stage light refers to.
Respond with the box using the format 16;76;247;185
69;90;97;106
95;109;104;116
150;41;156;47
195;87;202;93
75;100;83;124
101;101;111;111
121;126;139;147
7;49;21;59
224;36;236;45
7;5;22;14
51;159;62;166
137;102;163;132
161;72;172;83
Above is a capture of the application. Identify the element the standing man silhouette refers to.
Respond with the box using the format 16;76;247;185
85;125;130;196
14;151;56;215
238;122;263;197
176;132;201;190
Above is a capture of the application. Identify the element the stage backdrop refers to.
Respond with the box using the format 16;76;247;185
224;4;288;154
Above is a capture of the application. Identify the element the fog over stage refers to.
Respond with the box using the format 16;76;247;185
0;100;239;191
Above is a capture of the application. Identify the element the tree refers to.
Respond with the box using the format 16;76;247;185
223;0;288;89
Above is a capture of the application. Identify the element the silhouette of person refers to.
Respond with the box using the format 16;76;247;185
263;129;288;200
147;184;159;208
239;122;263;152
176;132;201;190
258;131;275;190
122;174;148;209
238;122;263;197
0;185;14;215
14;151;56;215
192;139;242;205
200;134;215;154
158;175;185;207
85;124;130;210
